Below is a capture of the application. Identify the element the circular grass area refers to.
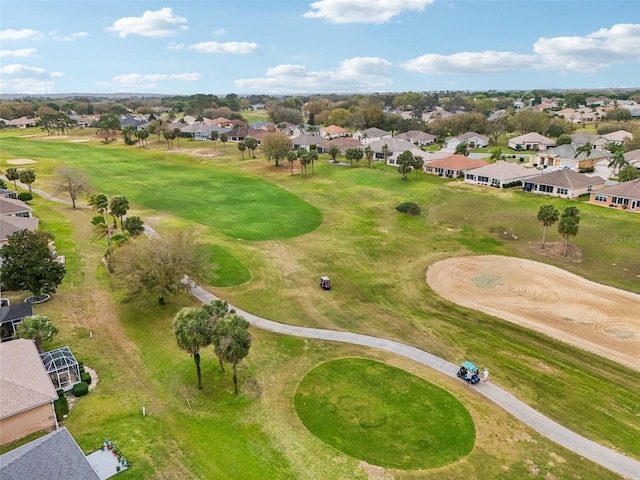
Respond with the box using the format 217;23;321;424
294;358;475;470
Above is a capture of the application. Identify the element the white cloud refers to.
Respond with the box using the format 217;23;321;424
534;23;640;72
0;64;64;94
234;56;392;93
402;51;535;74
58;31;90;42
402;22;640;75
111;72;201;85
105;7;188;38
213;28;225;36
188;41;259;54
167;42;184;50
0;48;37;58
303;0;434;24
0;29;43;41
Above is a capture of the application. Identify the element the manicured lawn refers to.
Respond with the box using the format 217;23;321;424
295;358;475;469
2;129;638;478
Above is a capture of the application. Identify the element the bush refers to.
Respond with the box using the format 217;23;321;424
78;362;85;374
519;157;525;163
395;202;421;216
81;371;92;385
54;395;69;421
17;192;33;202
72;381;89;397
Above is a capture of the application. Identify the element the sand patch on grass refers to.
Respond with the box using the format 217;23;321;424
6;158;38;165
427;255;640;371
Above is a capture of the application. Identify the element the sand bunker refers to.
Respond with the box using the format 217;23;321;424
41;135;69;140
427;255;640;371
6;158;37;165
69;138;90;143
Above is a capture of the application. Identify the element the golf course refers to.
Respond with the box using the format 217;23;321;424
1;126;639;480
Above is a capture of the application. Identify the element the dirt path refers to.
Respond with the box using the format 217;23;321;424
426;255;640;371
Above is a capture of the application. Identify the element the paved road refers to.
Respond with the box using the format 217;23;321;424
190;283;640;480
7;179;638;479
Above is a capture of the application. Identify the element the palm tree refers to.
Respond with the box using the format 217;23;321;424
537;204;559;248
381;144;390;164
558;215;579;257
16;315;59;353
220;133;228;151
18;168;36;192
308;149;318;175
286;151;297;175
327;144;340;163
212;314;252;395
364;145;374;166
489;148;503;163
238;141;247;160
5;167;19;190
173;307;213;389
608;150;629;178
574;141;593;159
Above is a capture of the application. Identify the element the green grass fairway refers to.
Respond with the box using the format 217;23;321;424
295;358;475;470
0;137;322;241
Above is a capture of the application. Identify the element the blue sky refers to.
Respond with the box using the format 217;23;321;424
1;0;639;95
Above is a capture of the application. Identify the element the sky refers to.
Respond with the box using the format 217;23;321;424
0;0;639;96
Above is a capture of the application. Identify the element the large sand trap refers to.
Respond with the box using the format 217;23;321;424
427;255;640;371
6;158;37;165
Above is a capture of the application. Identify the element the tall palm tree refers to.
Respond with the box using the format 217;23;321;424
364;145;374;166
16;315;58;353
212;314;252;395
381;144;390;164
5;167;19;190
574;141;593;159
537;204;559;248
608;150;629;178
558;215;580;257
173;307;213;389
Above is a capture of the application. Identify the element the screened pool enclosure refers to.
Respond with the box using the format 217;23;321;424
40;346;81;391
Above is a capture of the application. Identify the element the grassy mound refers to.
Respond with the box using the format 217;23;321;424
295;358;475;470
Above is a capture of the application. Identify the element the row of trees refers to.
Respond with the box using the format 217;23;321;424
5;167;36;192
537;205;581;256
173;300;252;393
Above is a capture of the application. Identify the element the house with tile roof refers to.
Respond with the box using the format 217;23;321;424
531;144;611;171
445;132;489;150
320;125;350;138
589;179;640;213
394;130;437;146
0;339;58;445
424;155;488;178
508;132;556;151
0;428;100;479
0;197;39;245
522;169;605;199
464;161;540;188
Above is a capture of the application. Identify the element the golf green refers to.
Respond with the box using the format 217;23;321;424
295;358;475;470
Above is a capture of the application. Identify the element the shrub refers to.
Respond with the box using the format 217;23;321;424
78;362;85;374
72;381;89;397
18;192;33;202
519;157;525;162
81;371;92;385
395;202;421;216
54;395;69;421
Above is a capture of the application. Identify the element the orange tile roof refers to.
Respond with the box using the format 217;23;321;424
426;155;489;170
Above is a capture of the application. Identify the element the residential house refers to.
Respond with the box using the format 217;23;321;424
225;126;264;142
320;125;350;138
394;130;437;146
422;107;452;123
602;130;633;144
388;148;428;166
532;144;611;170
424;155;488;178
445;132;489;150
119;114;148;130
0;197;39;246
0;428;100;479
593;149;640;179
0;188;18;199
522;169;605;199
0;303;34;342
508;132;556;151
571;130;633;150
464;161;540;188
353;127;391;143
325;137;363;154
589;179;640;213
0;339;58;446
5;117;37;129
367;138;415;161
250;120;276;131
291;134;329;153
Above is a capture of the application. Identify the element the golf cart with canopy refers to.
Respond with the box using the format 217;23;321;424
456;361;480;384
320;276;331;290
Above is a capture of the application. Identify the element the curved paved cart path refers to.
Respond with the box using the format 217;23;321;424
9;180;638;479
190;283;640;480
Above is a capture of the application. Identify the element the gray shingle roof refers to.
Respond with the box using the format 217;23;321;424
0;428;99;480
596;179;640;200
526;169;605;188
